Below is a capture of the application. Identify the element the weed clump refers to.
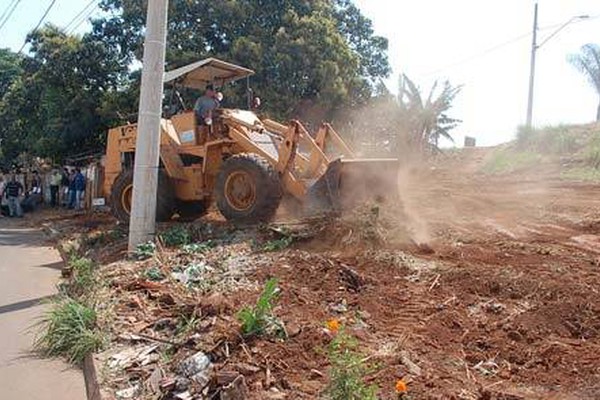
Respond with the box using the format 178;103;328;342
324;329;378;400
35;298;104;364
237;278;286;338
160;225;191;247
134;241;156;260
62;256;95;299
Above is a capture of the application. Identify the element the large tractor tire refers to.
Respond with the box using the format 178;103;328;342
176;199;210;221
110;169;175;223
215;154;282;224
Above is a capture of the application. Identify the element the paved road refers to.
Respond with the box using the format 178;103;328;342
0;219;85;400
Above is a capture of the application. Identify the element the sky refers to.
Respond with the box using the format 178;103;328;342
2;0;600;146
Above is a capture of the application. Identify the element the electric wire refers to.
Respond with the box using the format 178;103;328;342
17;0;58;54
64;0;96;32
66;3;98;34
0;0;21;33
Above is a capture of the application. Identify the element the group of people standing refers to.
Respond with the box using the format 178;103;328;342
48;168;86;210
0;167;86;218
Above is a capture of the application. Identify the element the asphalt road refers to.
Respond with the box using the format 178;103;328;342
0;219;85;400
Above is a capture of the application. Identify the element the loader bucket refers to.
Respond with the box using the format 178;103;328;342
307;158;400;213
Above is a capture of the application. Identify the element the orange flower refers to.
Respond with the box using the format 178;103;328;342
395;379;408;393
326;319;340;333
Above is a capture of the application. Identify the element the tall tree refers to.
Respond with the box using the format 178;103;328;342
398;75;461;152
92;0;390;121
568;43;600;121
0;25;128;164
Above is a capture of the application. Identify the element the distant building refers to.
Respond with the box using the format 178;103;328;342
464;136;476;147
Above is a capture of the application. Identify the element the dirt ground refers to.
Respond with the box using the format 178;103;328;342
39;147;600;399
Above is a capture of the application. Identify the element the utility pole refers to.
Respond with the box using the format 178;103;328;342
128;0;169;251
526;2;538;129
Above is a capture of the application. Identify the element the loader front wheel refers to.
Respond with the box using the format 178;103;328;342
215;154;281;224
110;169;175;223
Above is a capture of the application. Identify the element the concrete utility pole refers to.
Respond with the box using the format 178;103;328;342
525;2;538;129
128;0;169;251
525;4;589;128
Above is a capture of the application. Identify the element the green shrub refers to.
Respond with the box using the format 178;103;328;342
237;278;285;338
160;226;191;247
262;236;293;252
516;124;578;155
144;266;164;281
35;298;104;364
324;331;378;400
134;241;156;260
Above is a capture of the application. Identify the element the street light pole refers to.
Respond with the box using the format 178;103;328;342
128;0;169;251
526;3;538;129
525;3;589;128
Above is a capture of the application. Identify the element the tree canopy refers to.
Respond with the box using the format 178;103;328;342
92;0;390;119
0;0;390;165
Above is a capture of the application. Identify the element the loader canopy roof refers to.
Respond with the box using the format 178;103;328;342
163;58;255;89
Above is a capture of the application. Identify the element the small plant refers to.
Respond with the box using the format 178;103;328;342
65;256;95;299
262;236;293;252
134;241;156;260
144;266;164;282
35;297;104;364
175;314;200;337
324;329;378;400
160;225;191;247
237;278;285;338
182;240;215;254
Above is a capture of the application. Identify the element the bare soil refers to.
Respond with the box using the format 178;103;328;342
38;147;600;399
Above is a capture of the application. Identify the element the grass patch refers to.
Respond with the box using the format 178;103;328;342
62;256;95;299
34;297;104;364
561;167;600;182
237;278;286;338
483;149;542;174
516;124;579;155
324;330;378;400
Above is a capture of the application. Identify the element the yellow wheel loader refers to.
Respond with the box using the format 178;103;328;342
103;58;398;224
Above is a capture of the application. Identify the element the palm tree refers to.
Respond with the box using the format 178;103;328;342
568;43;600;121
398;74;461;152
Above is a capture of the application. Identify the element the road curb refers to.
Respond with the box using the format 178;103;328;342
84;354;102;400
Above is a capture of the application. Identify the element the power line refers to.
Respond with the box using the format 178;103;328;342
17;0;58;54
0;0;21;33
0;0;17;26
418;18;594;78
67;3;98;35
64;0;96;32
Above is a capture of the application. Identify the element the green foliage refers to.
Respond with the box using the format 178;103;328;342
0;26;129;165
182;240;215;254
568;43;600;121
160;225;191;247
175;314;200;337
92;0;390;121
35;297;104;364
483;149;542;174
134;241;156;260
237;278;285;338
398;74;462;151
516;125;579;155
144;266;164;282
324;330;378;400
263;236;293;252
64;256;96;299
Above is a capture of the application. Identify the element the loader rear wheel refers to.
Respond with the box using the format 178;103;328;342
110;169;175;223
215;154;281;224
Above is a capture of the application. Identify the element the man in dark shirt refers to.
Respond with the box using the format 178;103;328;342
3;174;23;217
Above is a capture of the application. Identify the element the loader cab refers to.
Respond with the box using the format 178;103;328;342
163;58;256;146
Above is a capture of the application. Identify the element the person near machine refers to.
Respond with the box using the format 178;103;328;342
3;174;23;217
194;84;219;126
74;168;86;210
50;169;61;207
